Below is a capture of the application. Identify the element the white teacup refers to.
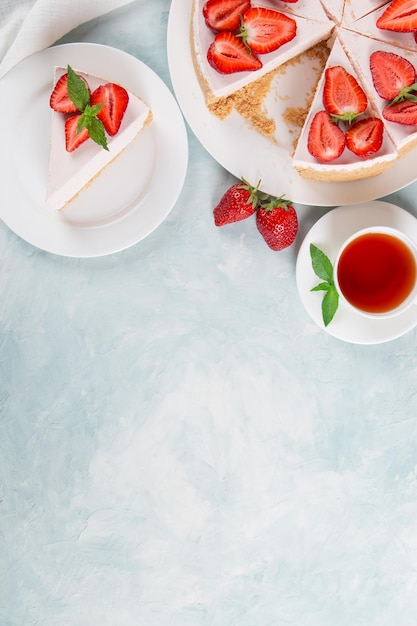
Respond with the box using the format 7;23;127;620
333;226;417;319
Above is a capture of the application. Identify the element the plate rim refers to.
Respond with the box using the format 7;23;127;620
167;0;417;207
0;42;189;258
295;200;417;344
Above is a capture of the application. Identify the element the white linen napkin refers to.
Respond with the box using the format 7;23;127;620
0;0;135;79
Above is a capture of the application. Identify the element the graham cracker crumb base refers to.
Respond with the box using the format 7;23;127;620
208;70;278;138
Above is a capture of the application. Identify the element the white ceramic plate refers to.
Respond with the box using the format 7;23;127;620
296;201;417;344
167;0;417;207
0;43;188;257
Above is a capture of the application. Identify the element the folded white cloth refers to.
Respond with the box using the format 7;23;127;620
0;0;135;78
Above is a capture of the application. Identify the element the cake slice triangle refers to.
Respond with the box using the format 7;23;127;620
345;2;417;52
46;67;152;211
339;29;417;156
191;0;334;113
292;36;397;181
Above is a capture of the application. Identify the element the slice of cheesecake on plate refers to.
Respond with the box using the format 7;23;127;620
46;66;152;211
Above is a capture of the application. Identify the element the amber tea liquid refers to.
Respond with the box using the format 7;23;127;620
337;232;417;314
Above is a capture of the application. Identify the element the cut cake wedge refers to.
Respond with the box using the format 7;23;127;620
292;36;397;181
339;29;417;157
46;67;152;211
191;0;334;114
344;3;417;52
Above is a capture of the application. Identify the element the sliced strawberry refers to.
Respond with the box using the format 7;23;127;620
307;110;346;162
383;100;417;124
323;66;367;122
90;83;129;136
240;7;297;55
64;115;90;152
345;117;384;157
207;31;262;74
203;0;251;32
50;73;89;113
370;50;417;101
376;0;417;32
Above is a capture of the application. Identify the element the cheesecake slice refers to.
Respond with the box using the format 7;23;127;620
340;29;417;157
292;36;397;181
191;0;334;117
345;3;417;52
46;67;152;211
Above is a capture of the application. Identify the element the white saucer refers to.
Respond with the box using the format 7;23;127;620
296;201;417;344
0;43;188;257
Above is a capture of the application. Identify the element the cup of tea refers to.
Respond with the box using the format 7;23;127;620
334;226;417;318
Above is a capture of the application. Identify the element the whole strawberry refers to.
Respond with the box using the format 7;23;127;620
213;179;264;226
256;197;298;251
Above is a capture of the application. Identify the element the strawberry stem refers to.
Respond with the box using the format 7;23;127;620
238;178;292;212
389;82;417;105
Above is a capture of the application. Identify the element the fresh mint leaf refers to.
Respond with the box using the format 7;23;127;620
76;105;108;151
310;243;334;284
309;243;339;326
67;64;90;112
311;282;331;292
322;287;339;327
84;116;109;151
87;117;108;151
85;103;103;117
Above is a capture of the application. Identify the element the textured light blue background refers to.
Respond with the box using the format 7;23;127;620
1;2;417;625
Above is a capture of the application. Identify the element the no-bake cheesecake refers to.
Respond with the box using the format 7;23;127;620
46;66;152;211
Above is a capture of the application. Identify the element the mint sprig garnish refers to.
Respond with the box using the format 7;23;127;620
67;65;90;111
310;243;339;327
66;64;108;151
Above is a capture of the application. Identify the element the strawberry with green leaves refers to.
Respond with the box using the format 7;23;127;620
213;179;261;225
213;178;298;252
239;7;297;55
323;65;368;123
370;50;417;103
256;196;298;251
370;50;417;125
203;0;251;32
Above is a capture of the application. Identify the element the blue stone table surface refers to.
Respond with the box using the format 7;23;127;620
1;2;417;625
